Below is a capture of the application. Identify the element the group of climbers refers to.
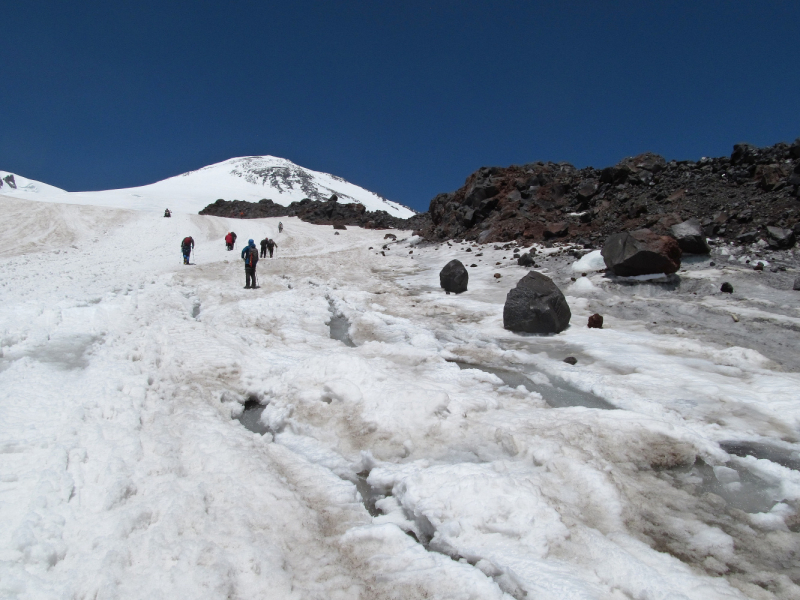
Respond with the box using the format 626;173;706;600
260;237;277;258
176;214;283;289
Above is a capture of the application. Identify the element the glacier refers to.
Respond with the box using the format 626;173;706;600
0;182;798;599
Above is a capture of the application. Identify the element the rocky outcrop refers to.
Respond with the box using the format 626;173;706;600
766;226;796;250
440;260;469;294
670;218;710;254
503;272;571;334
416;139;800;247
601;230;682;276
200;197;430;231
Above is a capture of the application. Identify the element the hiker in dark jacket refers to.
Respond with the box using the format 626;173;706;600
181;236;194;265
260;237;268;258
164;208;171;217
266;238;277;258
241;239;259;288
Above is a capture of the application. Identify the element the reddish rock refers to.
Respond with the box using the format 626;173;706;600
544;222;569;239
588;314;604;329
601;229;682;276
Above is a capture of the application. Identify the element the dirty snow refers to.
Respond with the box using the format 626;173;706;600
1;194;799;600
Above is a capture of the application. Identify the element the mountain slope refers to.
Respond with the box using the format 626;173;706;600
0;156;414;217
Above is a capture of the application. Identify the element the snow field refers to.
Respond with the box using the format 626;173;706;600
1;195;799;599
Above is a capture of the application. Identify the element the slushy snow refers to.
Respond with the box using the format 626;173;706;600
1;191;799;600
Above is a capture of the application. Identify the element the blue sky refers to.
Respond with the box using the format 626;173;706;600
2;1;799;212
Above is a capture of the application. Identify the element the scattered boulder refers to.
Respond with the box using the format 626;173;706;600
601;230;682;276
670;218;710;254
753;262;764;271
494;273;502;278
440;260;469;294
721;282;733;293
517;252;535;267
3;174;16;189
384;233;397;241
502;272;572;334
587;314;603;329
333;222;347;230
334;231;340;235
793;277;800;291
563;356;577;365
766;226;796;250
736;230;759;244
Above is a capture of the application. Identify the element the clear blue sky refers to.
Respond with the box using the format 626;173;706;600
2;1;799;212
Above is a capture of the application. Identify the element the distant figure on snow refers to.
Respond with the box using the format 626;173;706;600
231;232;238;248
164;208;171;218
181;236;194;265
266;238;277;258
241;239;259;288
225;232;234;251
278;222;283;233
260;237;268;258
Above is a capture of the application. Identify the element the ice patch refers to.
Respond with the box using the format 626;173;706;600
451;361;616;410
570;249;606;273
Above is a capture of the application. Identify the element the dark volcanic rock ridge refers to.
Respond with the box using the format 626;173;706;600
199;196;430;231
418;138;800;247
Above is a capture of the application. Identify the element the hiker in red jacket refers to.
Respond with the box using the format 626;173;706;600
181;236;194;265
225;232;234;251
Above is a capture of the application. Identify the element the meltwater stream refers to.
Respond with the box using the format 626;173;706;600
451;361;615;410
327;299;356;347
236;400;270;435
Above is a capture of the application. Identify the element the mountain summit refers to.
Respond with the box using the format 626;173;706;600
0;156;414;217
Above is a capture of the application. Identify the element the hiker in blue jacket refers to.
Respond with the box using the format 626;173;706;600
241;239;259;288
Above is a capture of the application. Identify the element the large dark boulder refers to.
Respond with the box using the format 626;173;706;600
602;230;682;276
766;226;796;250
503;272;571;334
670;218;710;254
517;252;535;267
440;260;469;294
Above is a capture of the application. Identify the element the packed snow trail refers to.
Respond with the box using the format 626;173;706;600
1;195;798;599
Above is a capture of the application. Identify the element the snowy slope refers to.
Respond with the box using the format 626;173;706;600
0;156;415;217
1;194;799;599
0;170;68;197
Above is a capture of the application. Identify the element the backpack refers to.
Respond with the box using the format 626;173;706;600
246;246;259;267
182;237;192;247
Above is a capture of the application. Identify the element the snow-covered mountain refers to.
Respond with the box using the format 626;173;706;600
0;156;415;217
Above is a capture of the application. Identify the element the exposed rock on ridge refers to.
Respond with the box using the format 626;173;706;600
417;139;800;246
199;197;430;231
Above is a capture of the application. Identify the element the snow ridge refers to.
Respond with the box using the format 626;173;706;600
0;156;415;218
